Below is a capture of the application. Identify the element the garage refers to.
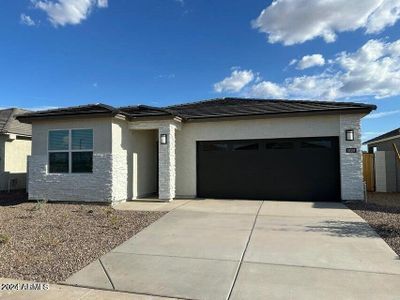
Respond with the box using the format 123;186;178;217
197;137;341;201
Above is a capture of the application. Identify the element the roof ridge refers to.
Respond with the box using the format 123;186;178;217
0;108;16;133
364;127;400;144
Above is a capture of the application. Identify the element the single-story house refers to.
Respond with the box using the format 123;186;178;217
365;128;400;192
17;98;376;203
0;108;32;191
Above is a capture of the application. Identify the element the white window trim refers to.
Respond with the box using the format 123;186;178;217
48;128;94;174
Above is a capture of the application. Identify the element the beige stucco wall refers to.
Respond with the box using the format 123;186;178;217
0;135;31;191
4;138;31;173
0;135;5;173
175;114;341;197
31;117;112;155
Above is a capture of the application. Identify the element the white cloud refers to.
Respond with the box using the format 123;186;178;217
24;106;59;111
32;0;107;26
249;81;287;98
296;54;325;70
365;109;400;118
215;39;400;100
252;0;400;45
20;14;36;26
337;39;400;98
97;0;108;8
214;69;255;93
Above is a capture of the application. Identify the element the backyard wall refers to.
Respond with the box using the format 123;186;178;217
375;151;398;192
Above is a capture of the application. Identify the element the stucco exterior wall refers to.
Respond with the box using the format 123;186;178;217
0;135;31;191
0;135;6;190
31;117;112;155
175;114;342;198
4;138;31;173
28;117;113;202
111;119;158;201
0;135;6;173
132;130;158;198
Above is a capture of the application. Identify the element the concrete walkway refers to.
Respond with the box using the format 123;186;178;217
0;278;175;299
65;200;400;300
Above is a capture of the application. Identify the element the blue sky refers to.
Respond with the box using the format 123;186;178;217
1;0;400;141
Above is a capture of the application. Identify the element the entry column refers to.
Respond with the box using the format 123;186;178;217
158;124;177;201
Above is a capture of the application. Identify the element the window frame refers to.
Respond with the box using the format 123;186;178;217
47;128;94;174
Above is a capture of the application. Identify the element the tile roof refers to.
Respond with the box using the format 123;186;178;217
0;108;32;136
165;98;376;120
364;128;400;145
17;98;376;123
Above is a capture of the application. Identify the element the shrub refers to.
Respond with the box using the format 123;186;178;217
30;199;48;211
0;234;10;244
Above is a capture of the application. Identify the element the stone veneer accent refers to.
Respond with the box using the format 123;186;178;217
28;154;114;202
339;113;364;201
158;124;177;200
111;153;129;202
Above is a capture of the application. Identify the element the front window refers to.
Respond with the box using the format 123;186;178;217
48;129;93;173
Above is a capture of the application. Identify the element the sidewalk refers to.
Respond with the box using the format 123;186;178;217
0;278;174;300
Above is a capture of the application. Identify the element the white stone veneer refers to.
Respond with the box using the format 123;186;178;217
28;154;113;202
158;124;177;200
339;114;364;201
111;153;129;202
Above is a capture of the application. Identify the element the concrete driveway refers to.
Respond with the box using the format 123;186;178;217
66;200;400;299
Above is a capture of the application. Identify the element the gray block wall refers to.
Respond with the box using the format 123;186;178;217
375;151;397;192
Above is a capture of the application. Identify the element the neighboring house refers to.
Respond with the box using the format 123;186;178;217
0;108;32;191
17;98;376;203
365;128;400;193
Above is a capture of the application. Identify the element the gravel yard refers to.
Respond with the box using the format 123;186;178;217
347;193;400;256
0;193;166;283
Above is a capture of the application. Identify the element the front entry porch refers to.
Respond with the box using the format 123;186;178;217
129;118;181;201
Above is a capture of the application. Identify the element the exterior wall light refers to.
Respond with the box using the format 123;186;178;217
345;129;355;141
160;134;168;145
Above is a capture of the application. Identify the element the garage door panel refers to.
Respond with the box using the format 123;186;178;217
197;137;340;202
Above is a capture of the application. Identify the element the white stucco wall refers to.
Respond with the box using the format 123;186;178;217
175;114;342;198
28;117;114;202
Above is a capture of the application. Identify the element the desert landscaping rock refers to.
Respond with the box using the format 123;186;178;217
0;194;165;283
347;193;400;257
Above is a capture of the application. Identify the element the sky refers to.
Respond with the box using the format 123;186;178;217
1;0;400;142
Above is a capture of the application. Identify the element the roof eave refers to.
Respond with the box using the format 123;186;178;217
183;107;375;122
17;111;116;124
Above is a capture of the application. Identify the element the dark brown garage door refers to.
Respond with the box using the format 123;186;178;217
197;137;340;202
